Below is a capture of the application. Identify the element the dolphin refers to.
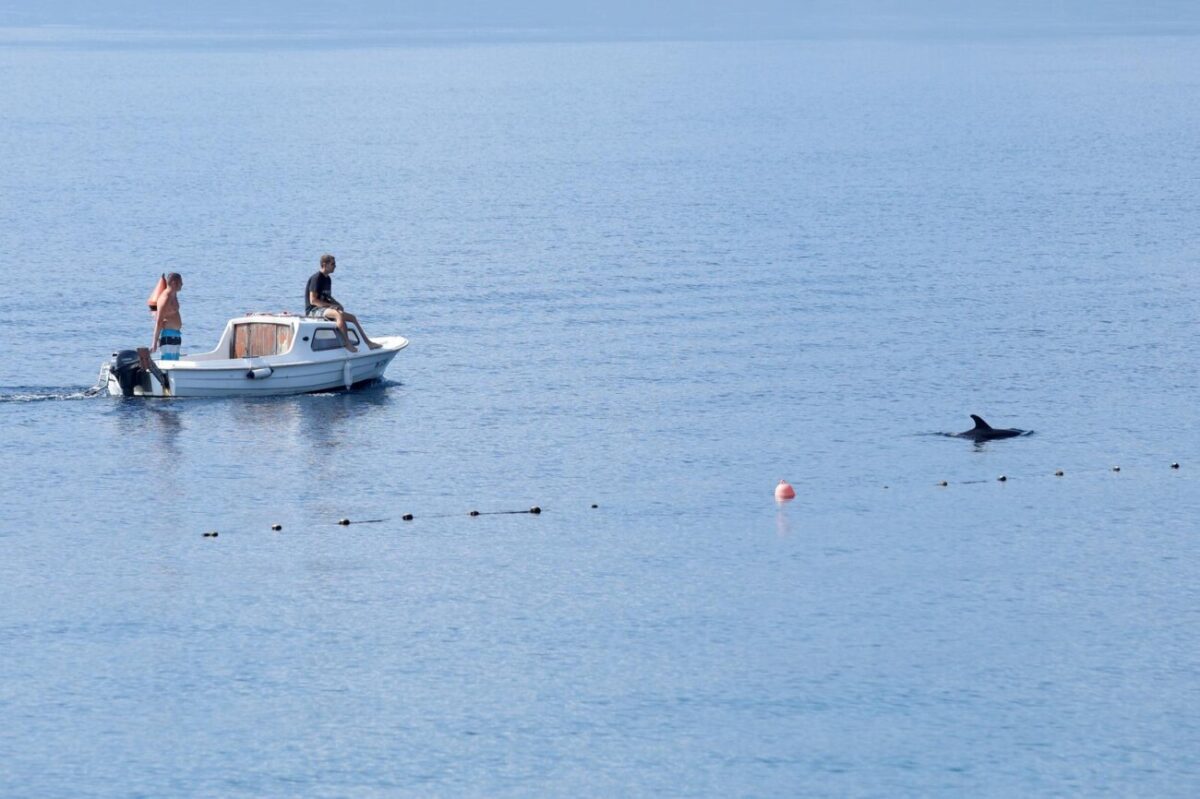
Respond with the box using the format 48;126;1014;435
956;414;1027;441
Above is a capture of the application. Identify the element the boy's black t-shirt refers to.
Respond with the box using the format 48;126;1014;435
305;272;332;312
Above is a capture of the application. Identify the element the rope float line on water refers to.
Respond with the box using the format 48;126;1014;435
205;505;562;536
776;461;1184;500
326;506;550;527
206;462;1186;536
204;460;1186;537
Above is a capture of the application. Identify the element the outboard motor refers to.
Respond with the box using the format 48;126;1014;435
109;349;145;397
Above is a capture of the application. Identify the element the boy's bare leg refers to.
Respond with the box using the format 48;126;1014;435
344;313;381;349
328;309;358;352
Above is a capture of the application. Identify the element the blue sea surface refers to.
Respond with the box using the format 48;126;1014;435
1;31;1199;797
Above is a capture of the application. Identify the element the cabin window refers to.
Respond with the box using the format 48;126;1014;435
311;328;359;351
231;323;294;358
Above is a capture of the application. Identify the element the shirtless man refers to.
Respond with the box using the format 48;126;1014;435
305;254;380;352
151;272;184;360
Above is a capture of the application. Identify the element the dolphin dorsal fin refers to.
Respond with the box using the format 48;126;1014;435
970;414;992;430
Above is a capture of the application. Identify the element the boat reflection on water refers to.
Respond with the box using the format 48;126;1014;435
233;380;399;469
111;378;399;478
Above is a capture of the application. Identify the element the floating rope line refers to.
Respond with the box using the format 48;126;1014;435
331;506;545;526
192;460;1190;539
931;461;1180;488
763;457;1192;502
845;460;1186;496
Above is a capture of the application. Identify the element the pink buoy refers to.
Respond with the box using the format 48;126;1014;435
775;479;795;501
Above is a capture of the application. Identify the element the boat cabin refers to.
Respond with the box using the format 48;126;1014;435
187;313;363;362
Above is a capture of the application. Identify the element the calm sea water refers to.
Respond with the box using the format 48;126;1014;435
1;31;1199;797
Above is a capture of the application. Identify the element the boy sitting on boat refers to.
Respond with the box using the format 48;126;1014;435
305;254;381;352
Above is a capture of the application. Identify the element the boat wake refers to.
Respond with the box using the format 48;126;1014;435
0;385;107;403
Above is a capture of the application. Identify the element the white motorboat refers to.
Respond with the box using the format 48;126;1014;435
102;313;408;398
